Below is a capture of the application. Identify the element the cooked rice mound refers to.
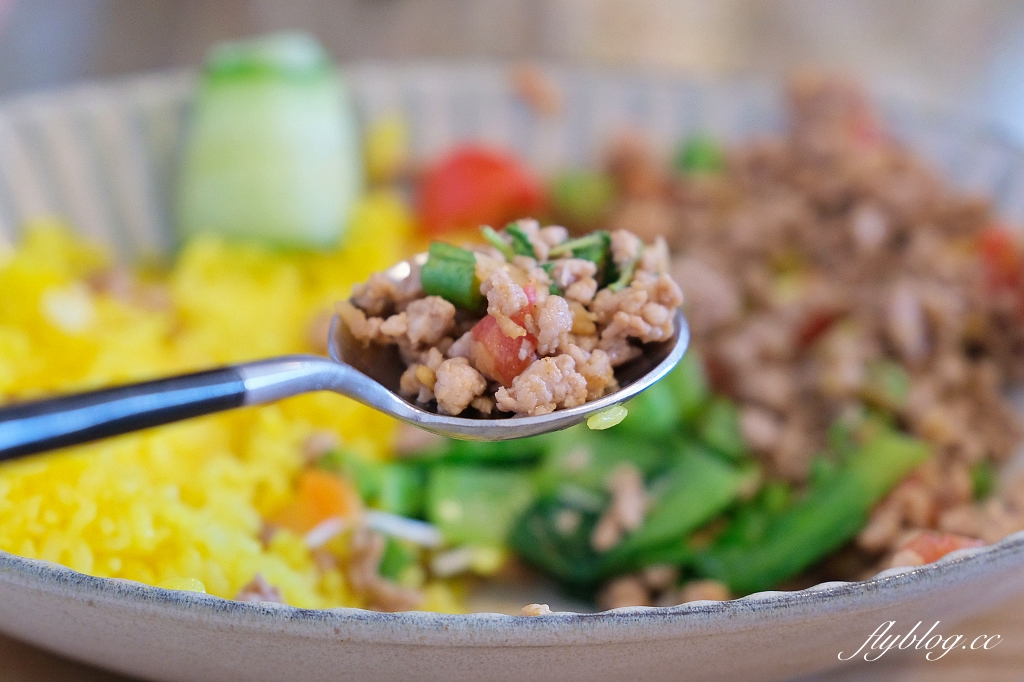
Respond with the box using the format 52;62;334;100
0;193;458;611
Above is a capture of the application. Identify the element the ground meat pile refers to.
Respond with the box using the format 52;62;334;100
338;223;682;417
589;73;1024;575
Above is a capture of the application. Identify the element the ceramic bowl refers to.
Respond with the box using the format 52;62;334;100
2;533;1024;682
1;65;1024;681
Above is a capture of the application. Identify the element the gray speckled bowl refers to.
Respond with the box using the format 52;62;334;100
2;533;1024;681
2;65;1024;681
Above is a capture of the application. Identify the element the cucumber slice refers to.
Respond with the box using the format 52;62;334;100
177;33;362;249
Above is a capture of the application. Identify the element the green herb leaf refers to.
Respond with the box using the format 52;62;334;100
607;243;642;292
549;231;612;285
504;223;538;258
481;226;515;261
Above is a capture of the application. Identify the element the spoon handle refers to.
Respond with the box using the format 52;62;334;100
0;355;346;461
0;368;246;461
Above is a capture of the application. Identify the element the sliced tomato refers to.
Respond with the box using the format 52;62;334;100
470;285;539;387
418;145;545;237
901;531;984;565
471;314;534;386
979;226;1023;291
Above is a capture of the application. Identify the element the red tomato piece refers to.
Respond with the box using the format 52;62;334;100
418;146;545;236
470;286;539;387
471;314;535;387
901;531;984;565
978;226;1023;291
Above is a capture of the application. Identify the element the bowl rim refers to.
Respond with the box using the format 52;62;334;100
3;530;1024;647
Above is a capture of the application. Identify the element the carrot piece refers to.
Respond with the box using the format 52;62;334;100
271;469;362;534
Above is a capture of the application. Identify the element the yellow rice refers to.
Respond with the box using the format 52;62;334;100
0;191;461;611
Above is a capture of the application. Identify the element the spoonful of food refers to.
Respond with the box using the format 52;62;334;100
0;223;689;461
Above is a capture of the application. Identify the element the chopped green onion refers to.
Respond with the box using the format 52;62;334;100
504;223;538;258
548;231;612;285
420;242;484;311
481;226;515;261
549;231;608;258
482;223;538;260
607;244;642;292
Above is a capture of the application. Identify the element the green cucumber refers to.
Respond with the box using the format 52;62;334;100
177;33;362;249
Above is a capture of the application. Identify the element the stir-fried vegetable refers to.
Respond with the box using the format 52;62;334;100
534;430;669;496
692;427;930;594
422;434;553;465
696;398;749;462
510;439;752;587
600;445;755;573
426;465;537;547
509;489;607;587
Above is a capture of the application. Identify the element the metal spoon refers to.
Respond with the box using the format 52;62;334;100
0;256;689;461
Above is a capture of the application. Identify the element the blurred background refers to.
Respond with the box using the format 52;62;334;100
1;0;1024;139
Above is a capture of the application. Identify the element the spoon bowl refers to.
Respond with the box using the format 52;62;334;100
328;308;689;441
324;252;690;440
